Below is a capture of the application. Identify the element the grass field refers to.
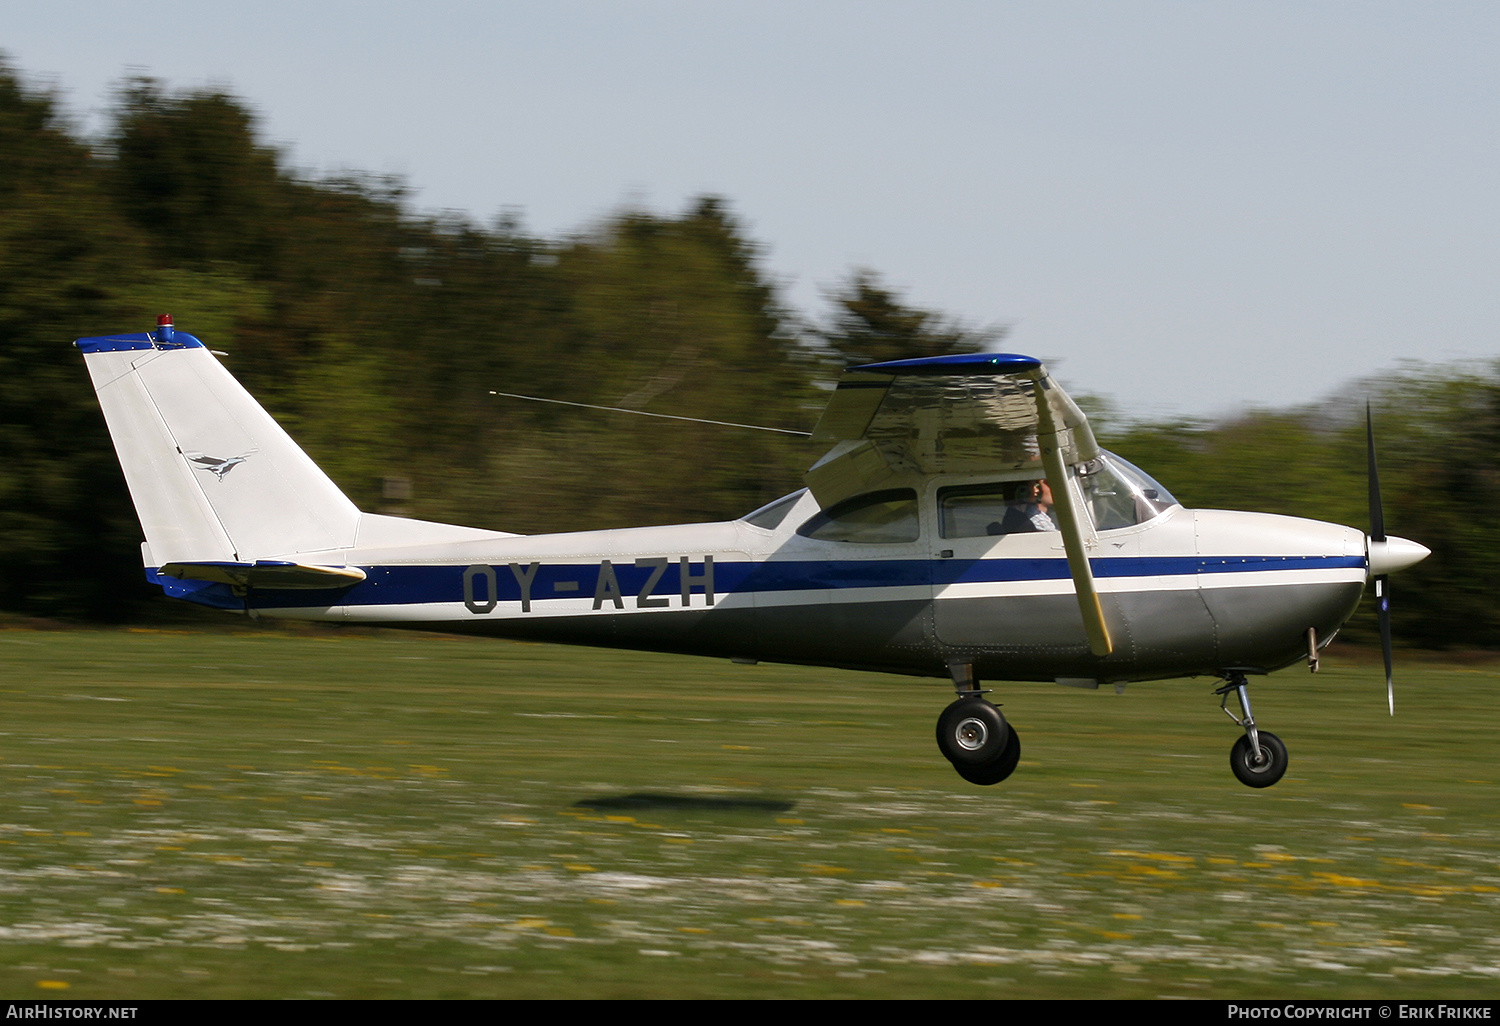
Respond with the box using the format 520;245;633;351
0;625;1496;999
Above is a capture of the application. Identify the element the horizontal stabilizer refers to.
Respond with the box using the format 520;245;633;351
158;560;368;590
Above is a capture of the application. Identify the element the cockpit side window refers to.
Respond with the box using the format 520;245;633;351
796;489;920;544
939;484;1009;538
938;482;1057;538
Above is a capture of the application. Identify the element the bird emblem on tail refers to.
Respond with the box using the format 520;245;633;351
184;449;258;481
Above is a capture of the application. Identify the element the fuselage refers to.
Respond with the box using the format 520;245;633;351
179;478;1370;686
78;327;1389;689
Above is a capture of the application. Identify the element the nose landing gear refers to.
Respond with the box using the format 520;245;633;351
1229;730;1288;787
1216;672;1289;788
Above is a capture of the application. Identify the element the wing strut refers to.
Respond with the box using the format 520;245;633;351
1030;373;1113;657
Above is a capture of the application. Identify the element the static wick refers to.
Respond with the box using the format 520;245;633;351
487;391;811;437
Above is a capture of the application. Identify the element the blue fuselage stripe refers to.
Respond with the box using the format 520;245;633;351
150;554;1367;611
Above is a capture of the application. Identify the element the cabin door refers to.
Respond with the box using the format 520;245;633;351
929;481;1079;650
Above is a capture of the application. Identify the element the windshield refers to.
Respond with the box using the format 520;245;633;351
1077;452;1180;530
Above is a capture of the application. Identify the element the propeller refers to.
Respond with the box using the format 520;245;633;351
1366;402;1394;715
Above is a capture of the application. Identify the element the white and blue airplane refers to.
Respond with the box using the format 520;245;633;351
77;316;1430;788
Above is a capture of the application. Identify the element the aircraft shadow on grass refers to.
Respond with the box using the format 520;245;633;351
573;793;796;814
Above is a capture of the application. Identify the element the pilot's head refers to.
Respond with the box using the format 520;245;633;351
1008;480;1049;506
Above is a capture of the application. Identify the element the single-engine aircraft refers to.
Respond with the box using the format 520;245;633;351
77;317;1431;788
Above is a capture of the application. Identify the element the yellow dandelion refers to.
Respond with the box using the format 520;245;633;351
1311;872;1379;888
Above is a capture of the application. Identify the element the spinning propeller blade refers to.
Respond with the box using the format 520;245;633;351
1367;402;1395;715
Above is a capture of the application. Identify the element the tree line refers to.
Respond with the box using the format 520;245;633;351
0;59;1492;648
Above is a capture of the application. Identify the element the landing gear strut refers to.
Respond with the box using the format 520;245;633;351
1216;672;1288;788
937;662;1022;785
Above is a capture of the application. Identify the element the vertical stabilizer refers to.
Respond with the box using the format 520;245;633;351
76;324;360;567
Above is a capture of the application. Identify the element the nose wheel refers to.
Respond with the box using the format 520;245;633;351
936;696;1022;786
1230;730;1288;787
1216;673;1289;788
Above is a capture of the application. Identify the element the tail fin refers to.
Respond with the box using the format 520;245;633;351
76;322;360;569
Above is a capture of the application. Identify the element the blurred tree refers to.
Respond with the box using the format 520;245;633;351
108;79;286;271
1366;367;1500;648
1114;411;1364;526
0;59;158;619
106;81;416;509
817;269;1005;368
470;197;819;532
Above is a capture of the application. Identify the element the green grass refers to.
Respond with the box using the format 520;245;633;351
0;626;1497;999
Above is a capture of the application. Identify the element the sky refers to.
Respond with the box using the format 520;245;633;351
7;1;1499;421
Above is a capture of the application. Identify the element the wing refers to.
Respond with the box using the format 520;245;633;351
806;353;1112;657
806;353;1101;506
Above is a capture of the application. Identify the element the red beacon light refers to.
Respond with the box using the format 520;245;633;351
156;313;174;343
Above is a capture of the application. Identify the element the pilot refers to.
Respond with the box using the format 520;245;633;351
991;479;1058;534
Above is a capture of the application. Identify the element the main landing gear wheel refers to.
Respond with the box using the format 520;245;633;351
936;697;1021;786
1230;731;1288;788
937;697;1010;765
953;729;1022;785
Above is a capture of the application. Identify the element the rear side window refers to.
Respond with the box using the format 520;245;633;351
742;489;806;531
796;489;920;544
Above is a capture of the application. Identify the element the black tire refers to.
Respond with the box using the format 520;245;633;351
953;729;1022;786
1230;731;1288;788
936;698;1010;766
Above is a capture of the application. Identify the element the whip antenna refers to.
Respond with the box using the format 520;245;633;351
487;391;812;437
